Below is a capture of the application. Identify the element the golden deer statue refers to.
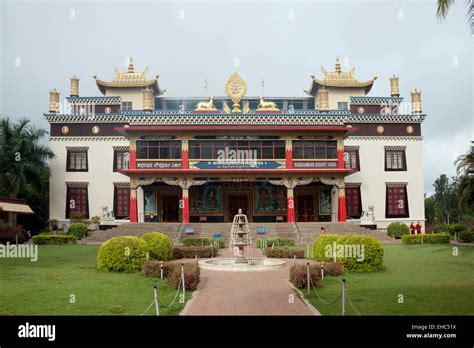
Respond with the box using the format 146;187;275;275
195;96;216;110
257;96;279;110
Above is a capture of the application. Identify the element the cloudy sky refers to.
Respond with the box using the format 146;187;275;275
1;0;472;195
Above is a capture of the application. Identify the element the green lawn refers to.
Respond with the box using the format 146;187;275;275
303;244;474;315
0;244;190;315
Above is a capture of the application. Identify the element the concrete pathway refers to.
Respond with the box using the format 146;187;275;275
184;248;318;316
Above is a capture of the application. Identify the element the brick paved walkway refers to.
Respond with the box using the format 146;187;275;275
184;248;318;315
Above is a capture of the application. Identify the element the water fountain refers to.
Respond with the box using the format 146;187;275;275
199;209;285;272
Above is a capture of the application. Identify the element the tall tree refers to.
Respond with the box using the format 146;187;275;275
455;146;474;212
436;0;474;33
0;118;55;199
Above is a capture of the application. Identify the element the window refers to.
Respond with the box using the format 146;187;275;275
67;151;88;172
385;150;406;171
344;150;359;170
114;187;130;219
188;140;285;160
122;101;133;111
66;186;89;218
114;151;130;171
136;141;181;160
345;187;361;218
337;102;348;110
386;186;409;218
293;141;337;159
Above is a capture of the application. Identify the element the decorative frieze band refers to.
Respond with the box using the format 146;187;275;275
344;145;359;151
113;146;130;152
66;146;89;152
385;182;408;187
65;182;89;187
384;145;407;151
345;182;361;187
346;136;422;141
113;182;130;187
50;136;128;142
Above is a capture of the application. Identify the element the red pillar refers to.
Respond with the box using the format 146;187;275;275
130;188;138;223
337;187;347;222
337;140;344;169
285;139;293;169
182;188;190;224
129;142;137;169
182;140;189;169
287;187;295;223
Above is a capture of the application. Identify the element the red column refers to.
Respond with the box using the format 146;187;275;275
130;188;138;223
285;139;293;169
287;187;295;223
129;142;137;169
182;188;190;224
337;140;344;169
337;187;347;222
182;139;189;169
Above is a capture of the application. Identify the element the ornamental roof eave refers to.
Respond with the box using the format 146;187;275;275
304;77;376;96
94;77;164;96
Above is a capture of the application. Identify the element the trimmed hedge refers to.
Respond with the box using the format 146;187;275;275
172;246;218;259
459;230;473;243
68;223;88;239
289;264;321;289
0;226;30;244
167;263;200;291
32;234;76;245
256;238;295;248
401;233;451;244
142;232;172;261
434;223;468;236
183;237;224;249
264;247;305;259
387;222;409;239
312;234;384;272
97;236;147;272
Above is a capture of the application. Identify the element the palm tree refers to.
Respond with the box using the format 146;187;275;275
455;145;474;212
437;0;474;33
0;117;55;199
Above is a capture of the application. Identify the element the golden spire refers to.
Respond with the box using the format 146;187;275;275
127;57;134;73
335;57;341;73
411;89;422;113
70;75;79;97
390;75;399;97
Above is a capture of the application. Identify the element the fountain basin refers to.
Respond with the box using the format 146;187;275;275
198;258;285;272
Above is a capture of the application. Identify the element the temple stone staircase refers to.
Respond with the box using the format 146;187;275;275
86;221;395;245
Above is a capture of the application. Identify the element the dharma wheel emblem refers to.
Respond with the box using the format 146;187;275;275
61;126;69;134
224;72;247;113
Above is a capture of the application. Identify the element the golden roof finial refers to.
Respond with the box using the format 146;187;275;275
335;57;341;73
127;57;134;73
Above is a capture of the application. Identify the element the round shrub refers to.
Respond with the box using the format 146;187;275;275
435;223;468;236
312;234;384;272
142;232;172;261
68;223;88;239
97;236;147;272
336;235;384;272
312;234;341;261
387;222;409;239
459;230;473;243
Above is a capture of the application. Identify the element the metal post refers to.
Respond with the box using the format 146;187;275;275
181;263;185;299
306;242;310;259
146;252;149;260
306;262;310;295
342;278;346;316
321;263;325;280
293;254;296;265
160;263;163;280
153;284;160;316
271;243;274;250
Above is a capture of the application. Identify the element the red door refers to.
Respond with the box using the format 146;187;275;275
296;195;315;222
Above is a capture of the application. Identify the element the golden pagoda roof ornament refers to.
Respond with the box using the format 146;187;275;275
93;58;165;96
304;57;377;96
224;72;247;113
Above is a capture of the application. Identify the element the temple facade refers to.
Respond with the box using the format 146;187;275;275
46;58;425;228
